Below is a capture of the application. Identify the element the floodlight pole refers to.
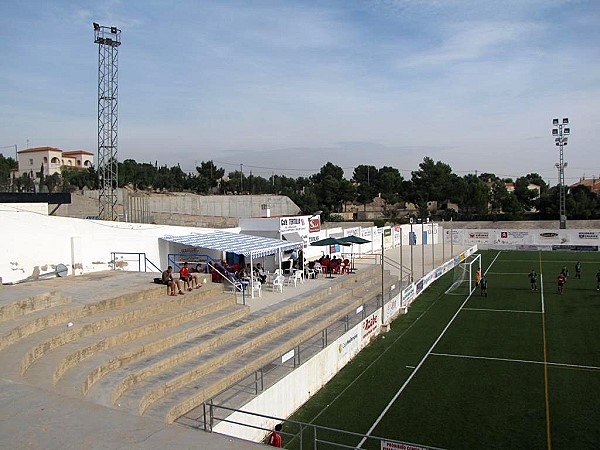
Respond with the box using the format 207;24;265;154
552;117;571;229
93;22;122;221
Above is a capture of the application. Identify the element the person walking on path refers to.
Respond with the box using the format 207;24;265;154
268;423;282;447
528;269;538;291
480;274;488;297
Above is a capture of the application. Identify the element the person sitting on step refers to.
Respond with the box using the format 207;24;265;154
162;266;184;296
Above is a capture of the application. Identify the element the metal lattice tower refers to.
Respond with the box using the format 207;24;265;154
552;118;571;229
93;23;121;221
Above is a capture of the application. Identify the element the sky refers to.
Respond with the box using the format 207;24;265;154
0;0;599;184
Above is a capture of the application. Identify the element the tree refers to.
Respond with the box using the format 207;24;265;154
43;173;62;193
0;154;17;191
194;160;224;194
410;157;459;205
567;185;600;219
352;165;378;209
458;174;490;218
489;182;509;219
377;166;403;207
514;176;537;212
310;162;353;218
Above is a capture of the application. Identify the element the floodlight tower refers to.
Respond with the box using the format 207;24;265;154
93;23;121;221
552;118;571;229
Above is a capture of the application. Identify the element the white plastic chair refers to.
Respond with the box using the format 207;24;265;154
271;275;285;293
251;281;262;298
286;271;303;287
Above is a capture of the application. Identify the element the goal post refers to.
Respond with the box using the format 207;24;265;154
445;253;482;296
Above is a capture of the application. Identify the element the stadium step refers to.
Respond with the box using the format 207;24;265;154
150;277;390;423
21;286;234;392
107;268;390;421
0;265;396;426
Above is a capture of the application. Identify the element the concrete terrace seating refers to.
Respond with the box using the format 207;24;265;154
0;266;395;425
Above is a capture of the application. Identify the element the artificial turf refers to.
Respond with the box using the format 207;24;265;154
285;250;600;449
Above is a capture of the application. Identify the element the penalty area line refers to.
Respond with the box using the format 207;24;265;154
462;307;542;314
430;352;600;372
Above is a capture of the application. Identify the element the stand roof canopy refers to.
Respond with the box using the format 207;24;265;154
161;230;302;259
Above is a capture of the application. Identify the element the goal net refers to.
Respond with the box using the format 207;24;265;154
445;253;482;296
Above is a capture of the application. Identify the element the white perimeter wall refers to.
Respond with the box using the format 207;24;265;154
213;309;382;441
0;205;229;283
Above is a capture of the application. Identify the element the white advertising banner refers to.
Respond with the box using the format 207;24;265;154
452;229;599;251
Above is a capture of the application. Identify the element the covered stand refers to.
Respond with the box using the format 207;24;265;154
161;230;302;299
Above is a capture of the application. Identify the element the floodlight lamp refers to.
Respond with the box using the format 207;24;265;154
563;141;568;146
555;163;560;168
552;129;558;135
562;118;569;124
111;26;117;34
556;143;560;146
553;118;559;125
564;128;570;134
564;162;568;168
93;22;99;30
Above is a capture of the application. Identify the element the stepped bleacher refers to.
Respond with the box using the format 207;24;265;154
0;264;395;424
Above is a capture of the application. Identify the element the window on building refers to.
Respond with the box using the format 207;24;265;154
29;159;33;165
51;157;60;164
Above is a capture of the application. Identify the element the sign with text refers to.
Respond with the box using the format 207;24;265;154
279;217;308;233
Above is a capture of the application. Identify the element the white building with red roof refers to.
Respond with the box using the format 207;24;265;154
16;146;94;177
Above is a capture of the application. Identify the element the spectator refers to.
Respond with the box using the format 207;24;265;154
189;263;203;289
162;266;184;296
268;423;282;447
179;262;194;291
255;263;267;283
290;249;299;269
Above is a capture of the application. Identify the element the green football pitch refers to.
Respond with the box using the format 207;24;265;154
285;250;600;450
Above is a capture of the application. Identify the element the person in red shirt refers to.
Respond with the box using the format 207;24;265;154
179;262;194;292
268;423;282;447
557;272;567;295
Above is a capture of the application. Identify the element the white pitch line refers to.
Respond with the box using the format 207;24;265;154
462;307;542;314
354;253;505;449
430;352;600;371
356;290;474;448
486;272;528;275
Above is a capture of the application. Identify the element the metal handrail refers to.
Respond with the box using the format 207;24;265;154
203;402;443;450
110;252;161;272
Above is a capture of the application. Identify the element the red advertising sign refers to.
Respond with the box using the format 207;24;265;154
309;217;321;233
